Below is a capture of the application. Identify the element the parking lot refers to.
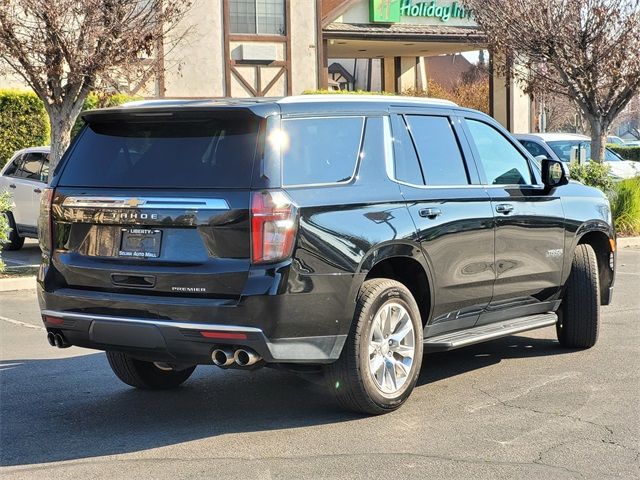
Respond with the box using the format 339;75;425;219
0;247;638;480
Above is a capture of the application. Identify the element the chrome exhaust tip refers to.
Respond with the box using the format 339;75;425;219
46;332;56;347
212;348;235;367
234;348;261;367
53;333;70;348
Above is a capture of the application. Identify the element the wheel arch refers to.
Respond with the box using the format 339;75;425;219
570;226;615;305
356;242;434;328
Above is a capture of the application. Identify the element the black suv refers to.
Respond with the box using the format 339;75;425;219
37;96;616;414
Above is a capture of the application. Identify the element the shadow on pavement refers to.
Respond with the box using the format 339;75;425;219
0;334;569;466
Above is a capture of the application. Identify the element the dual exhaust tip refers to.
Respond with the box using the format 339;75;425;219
212;347;261;367
47;331;70;349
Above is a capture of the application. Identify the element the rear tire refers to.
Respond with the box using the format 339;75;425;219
106;351;196;389
2;212;25;251
325;279;423;415
557;244;600;348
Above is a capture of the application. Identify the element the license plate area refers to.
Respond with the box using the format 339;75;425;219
119;228;162;258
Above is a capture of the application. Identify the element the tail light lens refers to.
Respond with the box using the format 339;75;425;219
251;190;297;264
38;188;54;255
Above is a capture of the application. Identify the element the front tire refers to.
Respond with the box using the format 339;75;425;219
557;244;600;348
2;212;25;251
325;279;423;415
106;351;196;389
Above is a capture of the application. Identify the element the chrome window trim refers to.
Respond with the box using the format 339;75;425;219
280;115;366;189
41;310;263;333
61;196;230;210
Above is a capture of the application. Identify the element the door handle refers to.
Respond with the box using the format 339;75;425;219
9;183;16;189
495;203;514;214
419;207;442;219
33;188;42;193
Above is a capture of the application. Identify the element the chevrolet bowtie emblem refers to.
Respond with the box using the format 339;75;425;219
125;198;143;208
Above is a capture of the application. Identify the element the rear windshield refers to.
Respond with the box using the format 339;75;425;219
58;115;261;188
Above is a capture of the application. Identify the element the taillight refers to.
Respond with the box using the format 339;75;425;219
38;188;54;255
251;190;297;264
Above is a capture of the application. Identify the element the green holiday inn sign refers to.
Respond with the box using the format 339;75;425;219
370;0;472;23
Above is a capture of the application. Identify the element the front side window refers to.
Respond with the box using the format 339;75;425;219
281;116;364;186
405;115;469;186
229;0;285;35
3;154;23;177
465;119;533;185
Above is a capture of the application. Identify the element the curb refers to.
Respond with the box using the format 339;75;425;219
0;276;36;292
618;236;640;249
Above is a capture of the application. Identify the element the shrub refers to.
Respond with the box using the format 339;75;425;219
610;177;640;236
72;92;141;137
0;90;50;169
0;192;12;272
569;161;614;192
607;145;640;162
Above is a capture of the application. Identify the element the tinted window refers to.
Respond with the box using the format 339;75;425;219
466;120;533;185
391;115;424;185
282;116;364;186
58;116;260;188
3;155;23;177
405;115;468;185
15;152;46;181
519;140;547;158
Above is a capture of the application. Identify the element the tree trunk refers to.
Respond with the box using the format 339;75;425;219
46;96;88;175
48;112;73;171
587;116;608;163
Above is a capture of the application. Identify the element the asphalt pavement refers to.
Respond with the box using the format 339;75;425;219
0;248;638;480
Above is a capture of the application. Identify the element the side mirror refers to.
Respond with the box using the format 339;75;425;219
541;158;569;188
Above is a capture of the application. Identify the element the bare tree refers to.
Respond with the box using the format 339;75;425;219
464;0;640;161
0;0;191;167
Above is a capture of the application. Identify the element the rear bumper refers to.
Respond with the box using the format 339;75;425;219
37;270;358;364
40;308;346;364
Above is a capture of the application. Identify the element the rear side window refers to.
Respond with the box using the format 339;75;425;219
281;116;364;186
58;115;260;188
405;115;469;185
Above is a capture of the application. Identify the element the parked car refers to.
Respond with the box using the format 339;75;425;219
624;140;640;147
516;133;639;179
0;146;50;250
607;135;626;145
38;96;615;414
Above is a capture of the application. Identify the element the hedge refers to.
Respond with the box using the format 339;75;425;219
0;90;50;168
607;144;640;162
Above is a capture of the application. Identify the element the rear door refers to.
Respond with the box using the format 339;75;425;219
390;111;495;335
462;116;565;323
49;110;263;299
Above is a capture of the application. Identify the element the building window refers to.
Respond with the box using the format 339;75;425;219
229;0;286;36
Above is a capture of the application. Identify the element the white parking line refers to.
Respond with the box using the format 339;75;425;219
0;315;45;331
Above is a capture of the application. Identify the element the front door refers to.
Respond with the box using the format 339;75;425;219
463;117;565;324
389;112;495;336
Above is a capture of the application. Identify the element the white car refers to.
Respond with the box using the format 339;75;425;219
0;146;50;250
515;133;639;180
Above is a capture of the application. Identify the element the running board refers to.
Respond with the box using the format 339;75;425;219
423;313;558;352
